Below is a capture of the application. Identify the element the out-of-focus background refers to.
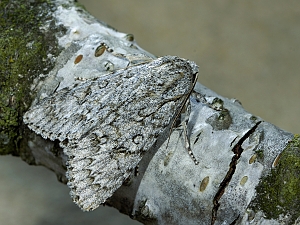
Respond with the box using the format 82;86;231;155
1;1;299;225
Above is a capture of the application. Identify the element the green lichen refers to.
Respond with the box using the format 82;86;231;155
255;149;264;161
250;135;300;224
0;0;61;155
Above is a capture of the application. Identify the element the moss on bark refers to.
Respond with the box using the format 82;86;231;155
0;0;61;155
250;135;300;223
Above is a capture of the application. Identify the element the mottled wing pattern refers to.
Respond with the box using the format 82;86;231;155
23;56;196;211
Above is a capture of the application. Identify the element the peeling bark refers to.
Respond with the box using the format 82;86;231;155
1;0;299;224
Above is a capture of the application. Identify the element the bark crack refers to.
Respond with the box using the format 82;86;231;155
210;121;262;225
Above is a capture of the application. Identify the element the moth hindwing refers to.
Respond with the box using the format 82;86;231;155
23;55;198;211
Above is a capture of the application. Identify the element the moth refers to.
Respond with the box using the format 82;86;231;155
23;55;198;211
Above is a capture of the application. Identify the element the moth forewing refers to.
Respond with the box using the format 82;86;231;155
23;56;199;211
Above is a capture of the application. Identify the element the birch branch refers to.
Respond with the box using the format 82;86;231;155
1;1;299;224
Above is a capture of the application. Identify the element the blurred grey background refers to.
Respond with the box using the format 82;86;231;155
1;1;299;225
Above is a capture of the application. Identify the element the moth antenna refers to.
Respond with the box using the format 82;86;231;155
166;72;198;150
